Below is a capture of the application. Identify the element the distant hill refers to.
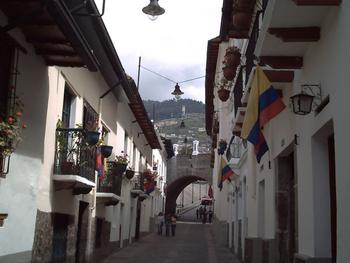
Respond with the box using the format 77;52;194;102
143;99;205;121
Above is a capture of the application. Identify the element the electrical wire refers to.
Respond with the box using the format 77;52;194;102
140;65;206;85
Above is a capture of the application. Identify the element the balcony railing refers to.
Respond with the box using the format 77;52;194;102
245;0;269;84
233;67;244;118
132;173;145;192
97;161;122;196
54;128;95;182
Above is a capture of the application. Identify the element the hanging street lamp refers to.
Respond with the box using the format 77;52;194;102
171;83;184;101
142;0;165;21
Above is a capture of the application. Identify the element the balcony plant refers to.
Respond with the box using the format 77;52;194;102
218;139;228;155
233;0;255;13
224;46;241;67
114;151;129;174
125;168;135;180
97;136;113;158
0;96;26;157
222;54;239;81
217;78;232;102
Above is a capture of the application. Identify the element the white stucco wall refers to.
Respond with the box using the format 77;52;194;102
0;15;49;256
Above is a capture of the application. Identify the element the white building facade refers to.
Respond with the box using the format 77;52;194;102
206;0;349;263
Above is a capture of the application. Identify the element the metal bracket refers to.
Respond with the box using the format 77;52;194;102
70;0;106;17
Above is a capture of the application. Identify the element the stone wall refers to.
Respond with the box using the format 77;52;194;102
31;210;76;263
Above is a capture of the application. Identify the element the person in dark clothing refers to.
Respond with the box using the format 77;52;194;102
171;214;177;236
202;207;207;224
208;210;213;223
196;208;199;219
165;213;171;237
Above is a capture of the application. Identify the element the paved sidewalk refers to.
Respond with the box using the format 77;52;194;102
102;222;238;263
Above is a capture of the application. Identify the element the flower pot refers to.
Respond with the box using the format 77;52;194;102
100;145;113;158
86;131;100;146
113;163;127;175
125;169;135;179
61;161;74;174
218;88;231;102
224;50;241;67
233;12;252;30
234;0;255;13
222;66;236;81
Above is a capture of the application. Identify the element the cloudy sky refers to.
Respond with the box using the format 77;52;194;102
97;0;222;102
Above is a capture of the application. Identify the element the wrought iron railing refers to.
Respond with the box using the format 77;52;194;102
132;173;145;192
233;67;244;118
97;161;122;196
245;10;262;85
245;0;269;84
54;128;95;182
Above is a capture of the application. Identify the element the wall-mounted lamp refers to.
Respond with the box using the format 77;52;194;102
142;0;165;21
290;84;321;115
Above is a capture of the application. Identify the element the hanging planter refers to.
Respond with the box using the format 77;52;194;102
224;46;241;67
125;169;135;179
217;139;228;155
113;163;127;175
233;12;253;30
100;145;113;158
223;65;237;81
233;0;255;13
86;131;100;146
217;88;231;102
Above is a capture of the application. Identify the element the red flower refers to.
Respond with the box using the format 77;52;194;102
8;117;14;124
16;111;22;117
22;124;27;129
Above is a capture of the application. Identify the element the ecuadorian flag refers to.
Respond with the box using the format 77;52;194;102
241;66;285;163
218;157;235;190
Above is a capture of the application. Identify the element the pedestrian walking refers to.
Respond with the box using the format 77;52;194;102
156;212;164;235
196;208;199;219
202;207;207;224
199;206;203;219
171;214;177;236
165;213;171;237
208;210;213;223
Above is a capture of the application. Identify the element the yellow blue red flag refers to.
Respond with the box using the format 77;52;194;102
241;66;285;163
218;157;234;190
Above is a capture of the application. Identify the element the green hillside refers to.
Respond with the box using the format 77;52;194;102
143;99;204;121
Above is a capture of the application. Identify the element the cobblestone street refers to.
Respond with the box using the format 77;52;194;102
102;222;238;263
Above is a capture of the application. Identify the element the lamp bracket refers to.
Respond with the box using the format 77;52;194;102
71;0;106;17
301;84;322;109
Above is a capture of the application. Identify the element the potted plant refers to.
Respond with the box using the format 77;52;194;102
218;139;228;155
233;0;255;13
217;78;232;102
224;46;241;67
0;96;26;158
125;168;135;179
100;145;113;158
86;130;100;146
56;120;95;175
114;151;129;174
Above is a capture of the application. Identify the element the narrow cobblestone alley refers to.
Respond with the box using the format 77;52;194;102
102;222;238;263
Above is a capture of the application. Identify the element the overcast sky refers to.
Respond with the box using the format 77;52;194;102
97;0;222;102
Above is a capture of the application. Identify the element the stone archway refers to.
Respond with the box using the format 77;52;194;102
165;153;212;214
165;175;206;214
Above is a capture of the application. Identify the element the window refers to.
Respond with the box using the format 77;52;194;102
83;101;98;131
62;86;74;128
0;38;16;177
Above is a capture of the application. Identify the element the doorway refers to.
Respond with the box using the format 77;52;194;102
75;201;89;263
328;134;336;262
135;199;141;240
277;152;296;263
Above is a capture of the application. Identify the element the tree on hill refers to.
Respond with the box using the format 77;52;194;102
143;99;204;121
